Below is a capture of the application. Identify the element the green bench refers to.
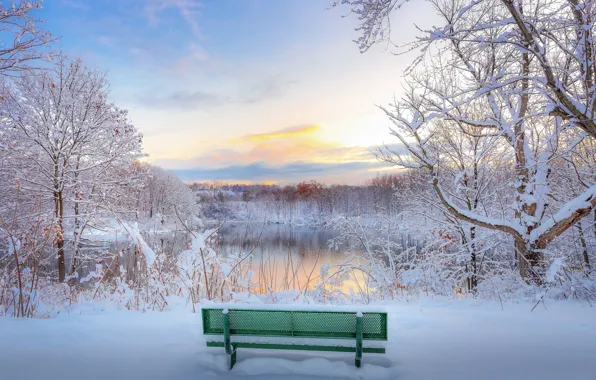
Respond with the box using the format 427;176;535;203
201;306;388;369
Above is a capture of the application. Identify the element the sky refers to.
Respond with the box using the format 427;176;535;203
42;0;434;184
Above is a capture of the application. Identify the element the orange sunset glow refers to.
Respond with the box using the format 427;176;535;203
240;125;322;142
156;121;392;183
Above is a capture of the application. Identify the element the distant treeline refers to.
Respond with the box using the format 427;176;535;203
189;173;424;221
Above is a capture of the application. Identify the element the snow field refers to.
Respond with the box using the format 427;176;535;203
0;299;594;380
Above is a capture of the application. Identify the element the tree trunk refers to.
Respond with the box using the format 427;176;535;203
577;222;591;272
469;226;478;293
53;159;66;283
57;189;66;283
593;210;596;250
72;208;80;276
515;238;543;284
512;35;543;284
12;237;25;317
71;158;81;276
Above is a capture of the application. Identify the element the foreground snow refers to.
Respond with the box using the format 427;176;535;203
0;299;595;380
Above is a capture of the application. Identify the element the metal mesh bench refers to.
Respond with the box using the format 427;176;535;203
202;307;388;369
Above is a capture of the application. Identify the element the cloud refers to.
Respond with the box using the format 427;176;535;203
148;124;407;183
62;0;89;10
145;0;202;37
138;90;227;110
166;43;211;72
239;125;321;143
97;36;112;46
172;161;385;183
137;74;293;110
240;75;290;104
151;124;385;172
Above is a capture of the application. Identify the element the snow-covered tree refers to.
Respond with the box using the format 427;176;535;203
141;165;199;226
1;57;144;281
337;0;596;282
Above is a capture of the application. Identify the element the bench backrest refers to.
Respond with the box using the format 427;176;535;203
202;308;388;341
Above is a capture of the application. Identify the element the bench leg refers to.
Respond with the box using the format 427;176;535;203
355;313;363;368
228;344;237;370
223;310;237;370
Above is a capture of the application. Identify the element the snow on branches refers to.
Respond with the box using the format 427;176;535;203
0;1;54;76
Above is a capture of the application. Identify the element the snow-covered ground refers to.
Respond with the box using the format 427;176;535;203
1;299;595;380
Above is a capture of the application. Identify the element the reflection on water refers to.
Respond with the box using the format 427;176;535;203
217;222;335;252
74;222;370;296
216;222;368;295
72;231;190;284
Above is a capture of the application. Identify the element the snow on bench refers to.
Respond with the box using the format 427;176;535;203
201;303;388;369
